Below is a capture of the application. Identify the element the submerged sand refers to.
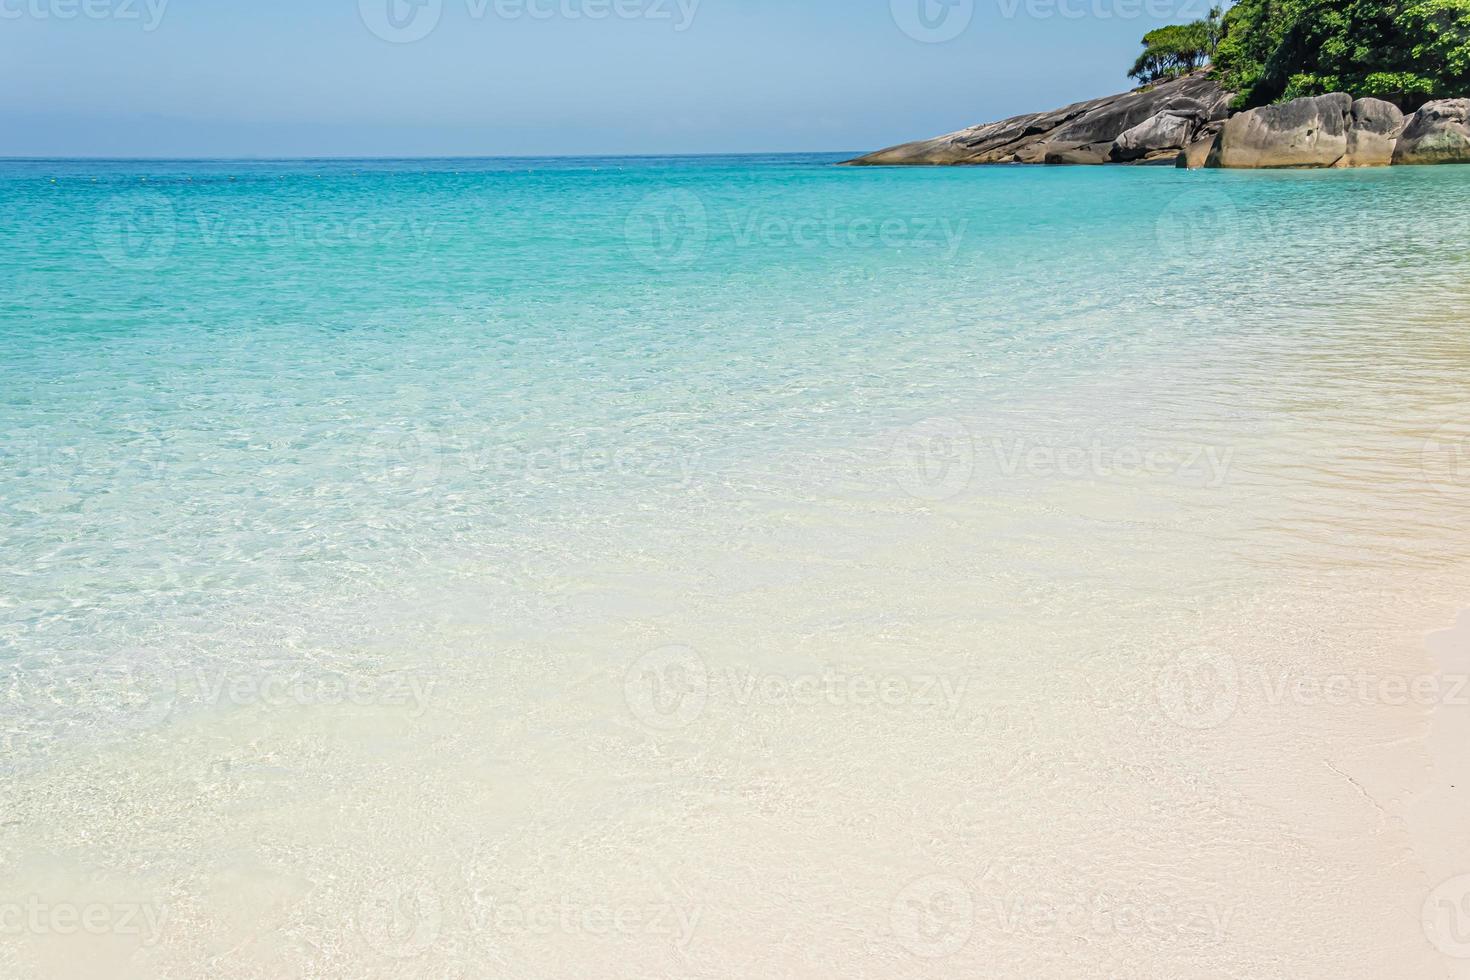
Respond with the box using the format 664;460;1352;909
5;363;1470;978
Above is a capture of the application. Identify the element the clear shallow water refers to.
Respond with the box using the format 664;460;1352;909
3;156;1470;977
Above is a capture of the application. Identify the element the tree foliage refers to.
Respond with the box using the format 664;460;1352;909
1129;16;1220;84
1213;0;1470;107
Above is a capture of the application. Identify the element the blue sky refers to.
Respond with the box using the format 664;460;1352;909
0;0;1212;156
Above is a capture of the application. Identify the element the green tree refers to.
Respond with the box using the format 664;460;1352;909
1213;0;1470;107
1129;20;1216;83
1401;0;1470;93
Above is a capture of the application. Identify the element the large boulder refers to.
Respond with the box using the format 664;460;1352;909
1176;124;1222;168
1207;93;1353;168
1047;78;1227;146
1110;109;1198;162
1044;142;1113;165
845;73;1231;166
1393;100;1470;164
1340;98;1406;166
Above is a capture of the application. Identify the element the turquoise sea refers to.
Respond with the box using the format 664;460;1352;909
3;156;1470;977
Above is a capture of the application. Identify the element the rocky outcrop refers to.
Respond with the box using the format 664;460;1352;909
1207;93;1352;167
847;80;1470;169
1111;109;1198;162
1043;144;1114;165
1393;99;1470;164
1176;124;1223;168
844;73;1231;166
1206;94;1414;168
1341;98;1406;166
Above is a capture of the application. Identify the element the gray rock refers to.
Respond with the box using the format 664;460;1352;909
1043;142;1113;165
1111;110;1197;163
844;79;1470;169
844;73;1231;166
1049;79;1225;146
1207;93;1353;168
1176;126;1222;169
1341;98;1405;167
1393;99;1470;165
1351;97;1405;135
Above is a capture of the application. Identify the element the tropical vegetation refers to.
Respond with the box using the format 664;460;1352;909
1128;13;1223;84
1129;0;1470;108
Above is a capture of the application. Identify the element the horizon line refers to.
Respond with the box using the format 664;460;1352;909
0;150;864;163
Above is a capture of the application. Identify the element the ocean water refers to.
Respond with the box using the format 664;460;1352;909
2;156;1470;978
